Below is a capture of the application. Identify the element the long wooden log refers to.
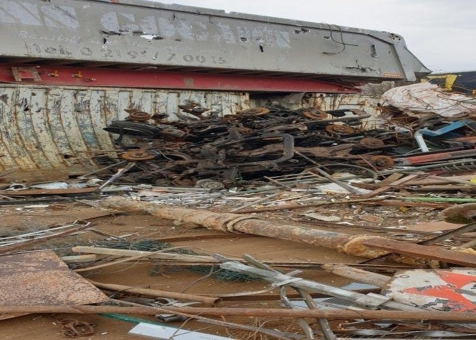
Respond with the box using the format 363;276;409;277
101;197;476;266
1;305;476;321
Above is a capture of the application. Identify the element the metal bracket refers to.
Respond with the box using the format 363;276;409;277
11;67;41;82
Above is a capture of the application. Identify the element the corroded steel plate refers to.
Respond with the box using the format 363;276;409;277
0;250;108;319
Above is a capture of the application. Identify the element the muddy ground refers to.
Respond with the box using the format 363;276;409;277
0;198;460;339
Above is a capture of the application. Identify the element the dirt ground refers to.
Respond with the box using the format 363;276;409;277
0;199;460;339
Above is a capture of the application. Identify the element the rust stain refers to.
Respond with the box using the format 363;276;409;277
0;250;108;320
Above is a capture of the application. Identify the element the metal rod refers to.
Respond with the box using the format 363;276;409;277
89;280;218;305
1;305;476;322
294;150;361;194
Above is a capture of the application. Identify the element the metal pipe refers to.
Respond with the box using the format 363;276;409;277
1;305;476;322
101;197;429;265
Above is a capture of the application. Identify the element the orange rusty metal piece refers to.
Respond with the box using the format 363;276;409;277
359;137;385;149
302;108;327;120
325;124;356;135
121;149;156;161
0;250;108;320
237;107;270;116
125;109;152;122
370;155;394;170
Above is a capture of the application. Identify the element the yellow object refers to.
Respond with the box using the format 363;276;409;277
453;247;476;255
425;74;458;91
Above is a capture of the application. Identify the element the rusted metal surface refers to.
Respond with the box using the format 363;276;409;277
101;197;438;266
254;93;383;129
89;281;219;305
1;305;476;322
0;64;360;93
363;238;476;266
102;196;361;250
0;84;249;180
0;0;429;83
103;105;403;185
0;250;108;320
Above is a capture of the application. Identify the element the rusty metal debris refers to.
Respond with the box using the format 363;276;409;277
59;319;96;338
100;103;476;188
0;2;474;338
0;250;108;320
102;106;402;186
101;196;476;267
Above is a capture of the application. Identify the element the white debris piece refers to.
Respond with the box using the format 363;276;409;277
302;213;341;222
129;322;234;340
382;83;476;118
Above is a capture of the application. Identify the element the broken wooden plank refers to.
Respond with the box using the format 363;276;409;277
359;174;420;199
378;173;404;186
72;246;218;263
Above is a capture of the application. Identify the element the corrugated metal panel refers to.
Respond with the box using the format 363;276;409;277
0;84;249;180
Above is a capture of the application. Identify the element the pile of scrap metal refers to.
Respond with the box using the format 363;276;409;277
4;195;476;340
103;102;476;187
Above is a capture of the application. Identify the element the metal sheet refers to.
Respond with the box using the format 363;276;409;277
0;0;429;82
0;84;249;180
0;65;360;93
0;249;108;319
383;268;476;312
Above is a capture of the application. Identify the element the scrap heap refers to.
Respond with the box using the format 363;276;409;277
104;105;395;186
102;96;476;188
1;1;476;339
